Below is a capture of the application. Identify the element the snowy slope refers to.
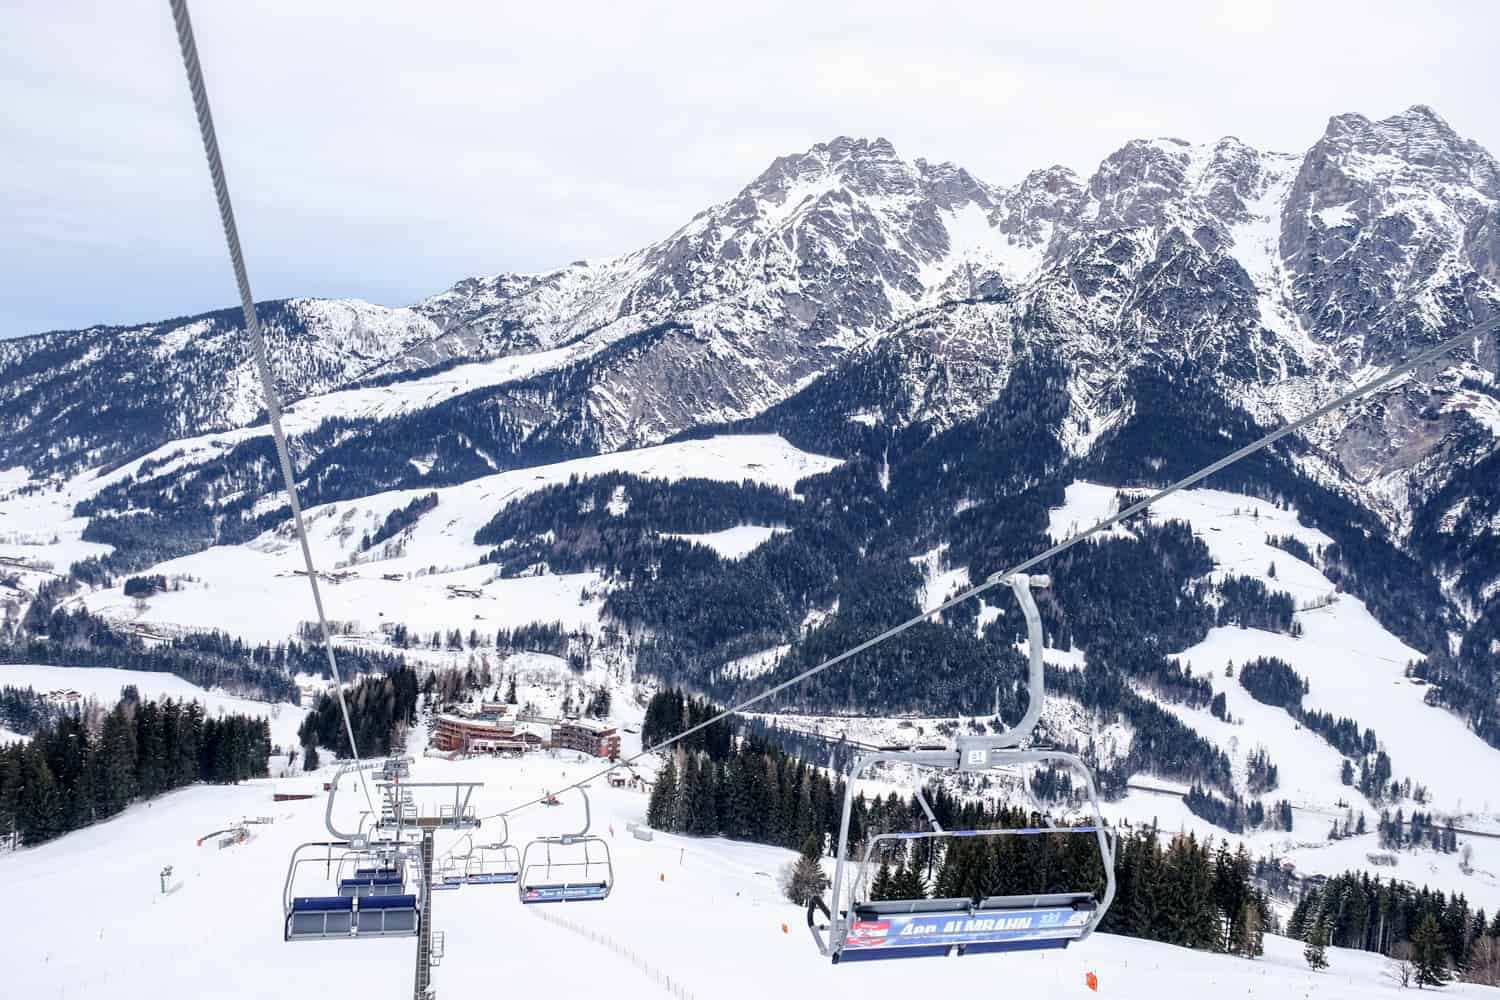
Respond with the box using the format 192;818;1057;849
663;525;787;560
77;436;839;644
761;481;1500;915
5;748;1495;1000
0;663;304;750
1050;482;1500;812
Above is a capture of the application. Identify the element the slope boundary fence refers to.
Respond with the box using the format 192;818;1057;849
527;905;697;1000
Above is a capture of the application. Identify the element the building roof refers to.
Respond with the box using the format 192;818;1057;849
556;718;616;734
513;721;552;740
436;713;510;733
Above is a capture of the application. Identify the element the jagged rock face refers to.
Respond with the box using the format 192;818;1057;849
4;106;1498;536
1282;106;1500;366
386;137;1046;450
0;298;439;472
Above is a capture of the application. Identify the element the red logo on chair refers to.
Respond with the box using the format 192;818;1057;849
846;920;890;946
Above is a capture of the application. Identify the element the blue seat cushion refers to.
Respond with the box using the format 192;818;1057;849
360;894;417;910
291;896;354;912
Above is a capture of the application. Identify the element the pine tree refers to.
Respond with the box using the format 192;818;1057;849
677;754;700;833
302;744;320;771
647;757;678;830
689;756;718;836
1413;913;1450;987
870;861;894;901
1288;890;1315;941
1304;917;1330;971
890;860;926;901
1236;899;1265;958
783;834;829;906
16;744;62;844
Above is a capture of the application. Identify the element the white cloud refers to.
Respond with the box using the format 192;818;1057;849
1;0;1495;337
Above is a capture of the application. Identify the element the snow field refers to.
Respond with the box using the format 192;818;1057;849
0;663;305;751
1049;483;1500;816
3;749;1491;999
77;435;840;644
662;524;786;560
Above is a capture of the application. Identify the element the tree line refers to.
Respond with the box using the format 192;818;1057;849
0;694;271;845
5;605;300;703
297;667;420;767
1289;870;1499;986
1238;656;1399;801
361;492;438;551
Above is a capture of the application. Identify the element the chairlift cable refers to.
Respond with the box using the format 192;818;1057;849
166;0;376;819
478;317;1493;823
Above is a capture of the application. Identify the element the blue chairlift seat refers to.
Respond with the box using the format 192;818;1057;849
286;896;355;940
284;842;420;942
355;894;419;936
338;875;405;897
836;892;1096;963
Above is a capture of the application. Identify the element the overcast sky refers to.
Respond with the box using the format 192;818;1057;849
2;1;1496;339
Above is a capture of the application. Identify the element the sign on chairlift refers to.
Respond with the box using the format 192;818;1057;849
845;906;1089;952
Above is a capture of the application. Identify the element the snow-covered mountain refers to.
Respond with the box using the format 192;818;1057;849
4;105;1500;826
0;298;441;473
5;107;1495;493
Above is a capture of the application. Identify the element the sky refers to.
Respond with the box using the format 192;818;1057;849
2;0;1497;339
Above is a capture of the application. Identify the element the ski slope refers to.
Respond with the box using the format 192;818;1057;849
5;747;1491;1000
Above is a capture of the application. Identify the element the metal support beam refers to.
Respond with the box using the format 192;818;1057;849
414;829;435;1000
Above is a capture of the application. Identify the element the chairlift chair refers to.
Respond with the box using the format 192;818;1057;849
518;786;614;903
465;818;522;885
380;756;412;782
283;841;421;941
431;855;465;892
807;575;1116;964
334;844;408;898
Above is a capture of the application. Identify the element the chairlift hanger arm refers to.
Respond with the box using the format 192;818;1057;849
985;573;1049;749
325;761;385;841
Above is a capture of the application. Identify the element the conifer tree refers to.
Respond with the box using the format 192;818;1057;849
689;755;718;835
1305;917;1330;970
890;860;926;901
677;754;700;833
648;757;678;830
1235;899;1265;958
784;834;829;906
1413;914;1450;987
870;861;894;902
